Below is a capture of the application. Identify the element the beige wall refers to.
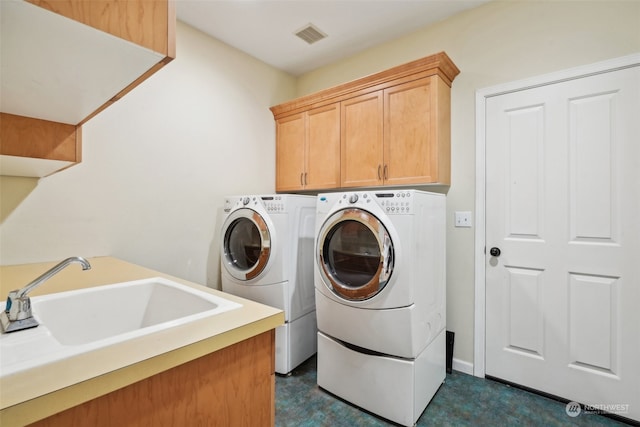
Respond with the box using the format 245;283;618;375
1;1;639;370
295;0;640;367
0;22;294;287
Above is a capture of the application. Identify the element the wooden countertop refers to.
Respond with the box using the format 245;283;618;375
0;257;284;426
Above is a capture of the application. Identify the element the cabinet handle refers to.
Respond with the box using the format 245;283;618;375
377;165;382;180
304;172;307;186
383;164;388;180
300;173;304;186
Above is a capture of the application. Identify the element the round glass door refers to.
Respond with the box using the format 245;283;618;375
317;208;394;301
223;209;271;280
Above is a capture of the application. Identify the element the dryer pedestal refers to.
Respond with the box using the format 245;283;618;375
275;309;317;375
317;329;445;427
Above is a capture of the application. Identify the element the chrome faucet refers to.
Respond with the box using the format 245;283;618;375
0;256;91;333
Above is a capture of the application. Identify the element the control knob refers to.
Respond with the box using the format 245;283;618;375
348;194;359;203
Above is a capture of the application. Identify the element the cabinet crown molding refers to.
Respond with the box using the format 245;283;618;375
270;51;459;119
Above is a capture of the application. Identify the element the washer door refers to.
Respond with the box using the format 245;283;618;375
317;208;394;301
222;208;271;281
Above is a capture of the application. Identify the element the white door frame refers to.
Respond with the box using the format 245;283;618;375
473;52;640;378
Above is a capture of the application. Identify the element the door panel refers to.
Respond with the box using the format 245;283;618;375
568;273;618;374
486;66;639;421
569;92;618;243
505;266;544;357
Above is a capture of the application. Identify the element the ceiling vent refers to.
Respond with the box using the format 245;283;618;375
294;24;327;45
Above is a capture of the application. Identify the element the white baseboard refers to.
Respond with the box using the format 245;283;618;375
452;358;474;376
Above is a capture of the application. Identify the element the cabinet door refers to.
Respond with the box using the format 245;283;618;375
340;92;383;188
275;113;305;191
306;104;340;190
384;76;445;185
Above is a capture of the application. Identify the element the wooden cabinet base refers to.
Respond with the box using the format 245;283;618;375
27;330;276;427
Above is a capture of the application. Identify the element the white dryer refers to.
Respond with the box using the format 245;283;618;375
221;194;317;374
314;190;446;426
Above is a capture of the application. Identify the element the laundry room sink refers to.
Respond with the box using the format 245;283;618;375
0;277;242;377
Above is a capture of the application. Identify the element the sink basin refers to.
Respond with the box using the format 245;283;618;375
0;278;242;377
32;278;240;345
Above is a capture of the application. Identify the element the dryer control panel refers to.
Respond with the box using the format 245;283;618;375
374;191;414;214
317;190;439;216
331;191;417;214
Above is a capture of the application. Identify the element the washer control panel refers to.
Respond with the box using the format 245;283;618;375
224;195;286;213
261;195;285;212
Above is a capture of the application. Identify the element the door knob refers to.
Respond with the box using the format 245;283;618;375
490;247;501;257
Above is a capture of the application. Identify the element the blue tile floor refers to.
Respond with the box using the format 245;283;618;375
276;355;634;426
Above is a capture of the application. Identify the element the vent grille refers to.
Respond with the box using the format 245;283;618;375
294;24;327;45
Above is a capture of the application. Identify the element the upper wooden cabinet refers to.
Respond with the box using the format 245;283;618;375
383;76;451;186
271;52;459;191
0;0;176;177
275;103;340;192
340;91;384;188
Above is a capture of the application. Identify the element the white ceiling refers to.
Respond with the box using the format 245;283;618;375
176;0;490;76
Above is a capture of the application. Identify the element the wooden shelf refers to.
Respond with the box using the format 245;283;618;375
0;0;176;178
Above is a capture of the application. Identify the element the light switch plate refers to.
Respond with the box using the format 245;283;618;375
454;211;472;228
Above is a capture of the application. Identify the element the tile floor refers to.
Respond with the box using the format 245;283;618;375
275;355;634;427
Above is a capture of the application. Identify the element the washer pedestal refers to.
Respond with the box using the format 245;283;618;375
317;329;445;426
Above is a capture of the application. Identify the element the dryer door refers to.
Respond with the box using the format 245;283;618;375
222;208;271;281
317;208;394;301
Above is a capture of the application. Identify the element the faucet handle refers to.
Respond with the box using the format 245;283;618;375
4;290;17;313
5;290;33;321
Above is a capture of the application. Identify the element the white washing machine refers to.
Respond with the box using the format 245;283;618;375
314;190;446;426
221;194;317;374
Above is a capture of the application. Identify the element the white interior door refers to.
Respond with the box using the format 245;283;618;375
485;65;640;421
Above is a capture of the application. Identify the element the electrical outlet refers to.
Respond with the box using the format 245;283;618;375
454;211;472;228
